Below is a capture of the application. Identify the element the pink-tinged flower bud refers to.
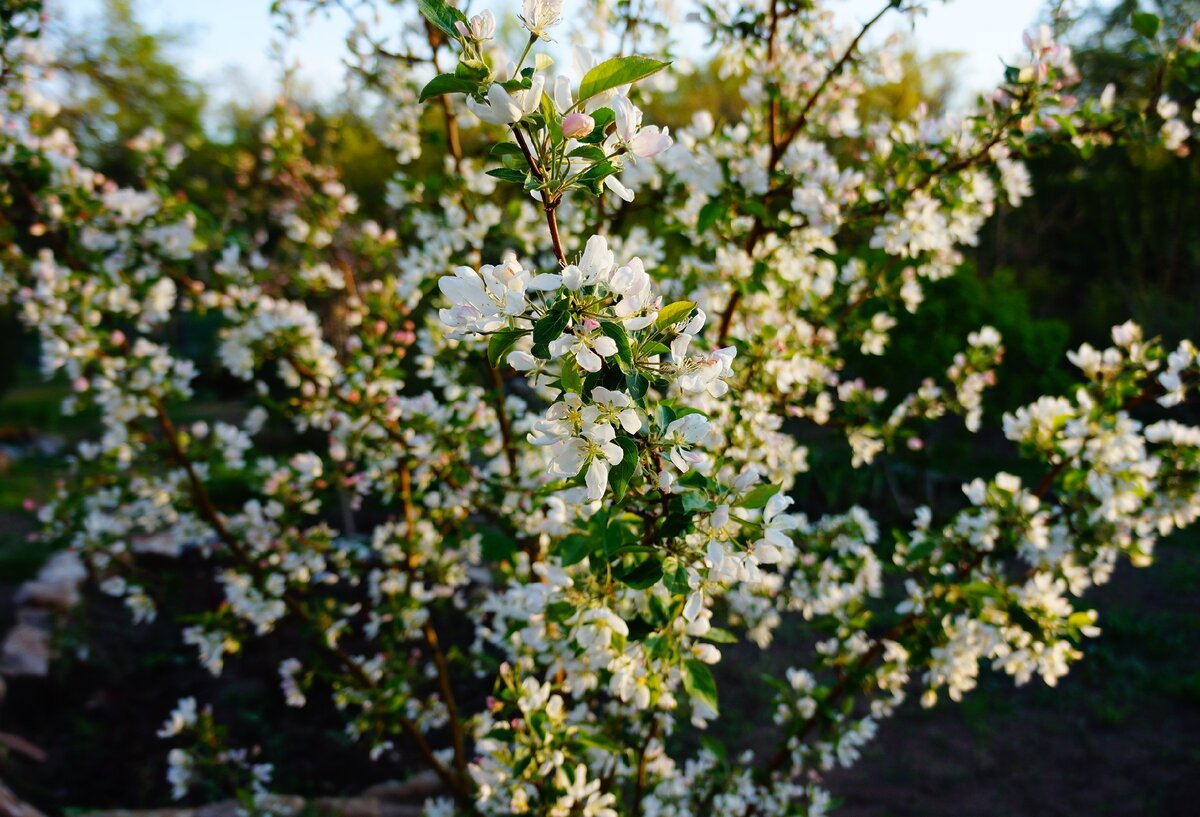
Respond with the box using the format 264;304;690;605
582;317;601;332
110;329;126;346
72;377;89;393
456;11;496;42
561;112;595;140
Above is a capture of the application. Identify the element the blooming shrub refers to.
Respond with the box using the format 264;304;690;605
3;0;1200;814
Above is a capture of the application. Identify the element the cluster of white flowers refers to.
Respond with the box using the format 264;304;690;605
4;0;1200;814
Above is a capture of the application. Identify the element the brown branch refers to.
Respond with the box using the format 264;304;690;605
759;374;1176;778
148;395;467;805
543;205;567;265
770;2;897;168
766;0;780;149
423;622;468;782
427;21;464;168
488;363;519;474
511;127;567;265
716;1;901;344
631;719;660;817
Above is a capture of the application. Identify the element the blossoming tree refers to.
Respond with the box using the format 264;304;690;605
3;0;1200;814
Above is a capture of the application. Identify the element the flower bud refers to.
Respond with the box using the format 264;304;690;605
456;10;495;42
561;112;595;140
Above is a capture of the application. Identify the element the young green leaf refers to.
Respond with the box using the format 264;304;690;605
417;0;468;38
616;557;663;590
558;534;592;567
533;306;572;346
696;200;726;234
576;731;622;754
489;142;524;158
599;320;635;372
607;434;640;502
1132;11;1161;38
704;627;738;644
737;483;779;510
682;660;719;714
581;107;616;144
561;359;583;394
419;74;478;103
655;300;697;329
682;493;716;513
577;56;671;106
568;145;608;162
487;167;531;185
487;329;526;368
626;370;649;400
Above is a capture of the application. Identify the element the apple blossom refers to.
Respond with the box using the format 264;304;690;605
3;2;1200;815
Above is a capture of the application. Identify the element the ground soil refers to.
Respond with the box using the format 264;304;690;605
1;530;1197;816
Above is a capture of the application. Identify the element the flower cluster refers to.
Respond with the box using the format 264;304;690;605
3;1;1200;816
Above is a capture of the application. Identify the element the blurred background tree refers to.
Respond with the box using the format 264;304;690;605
973;0;1200;350
49;0;206;180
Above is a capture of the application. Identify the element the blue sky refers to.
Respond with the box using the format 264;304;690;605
56;0;1050;106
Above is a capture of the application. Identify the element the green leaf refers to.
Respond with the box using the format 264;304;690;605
604;512;637;553
533;306;572;346
960;581;1003;601
665;563;689;595
607;544;658;557
577;56;671;106
599;320;635;373
617;557;663;589
479;529;518;562
742;199;769;220
608;434;640;502
487;167;531;185
655;300;697;329
704;627;737;644
546;601;576;623
578;160;616;183
489;142;524;158
487;329;525;368
561;358;583;394
626;370;649;400
906;538;936;563
417;0;468;38
699;735;727;763
581;107;615;143
568;145;607;162
419;73;478;102
1132;11;1161;38
697;200;725;234
511;753;533;777
576;731;622;753
683;660;719;714
642;340;671;356
455;59;490;82
558;534;591;566
737;483;779;510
